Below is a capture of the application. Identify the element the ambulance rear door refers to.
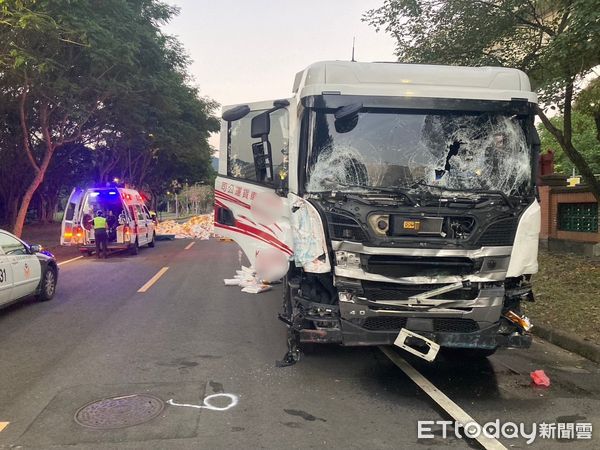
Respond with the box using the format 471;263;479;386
61;188;85;246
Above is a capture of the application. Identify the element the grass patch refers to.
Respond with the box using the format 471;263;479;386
524;249;600;343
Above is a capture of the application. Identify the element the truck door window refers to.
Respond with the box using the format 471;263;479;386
228;108;288;186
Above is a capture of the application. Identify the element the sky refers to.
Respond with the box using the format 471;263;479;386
162;0;397;151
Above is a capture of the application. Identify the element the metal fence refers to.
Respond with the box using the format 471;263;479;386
557;203;599;233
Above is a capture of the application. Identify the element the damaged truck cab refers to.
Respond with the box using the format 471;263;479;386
215;61;539;360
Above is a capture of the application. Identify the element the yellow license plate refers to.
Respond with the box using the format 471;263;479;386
403;220;420;230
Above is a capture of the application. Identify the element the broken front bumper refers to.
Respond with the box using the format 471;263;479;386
296;316;531;349
338;320;531;348
294;292;532;350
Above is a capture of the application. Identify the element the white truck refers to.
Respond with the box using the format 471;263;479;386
215;61;539;362
61;186;156;255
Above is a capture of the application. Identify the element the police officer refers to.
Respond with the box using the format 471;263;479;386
93;210;109;259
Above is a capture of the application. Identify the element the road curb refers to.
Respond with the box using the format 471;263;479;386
532;323;600;364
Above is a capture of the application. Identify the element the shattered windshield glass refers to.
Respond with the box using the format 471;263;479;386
305;110;532;195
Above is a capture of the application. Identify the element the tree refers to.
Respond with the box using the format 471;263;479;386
538;111;600;175
0;90;31;225
364;0;600;199
575;76;600;143
0;0;216;236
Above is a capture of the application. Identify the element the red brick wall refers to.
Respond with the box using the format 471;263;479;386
539;186;600;243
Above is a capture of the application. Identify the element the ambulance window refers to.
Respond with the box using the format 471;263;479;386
129;206;137;221
142;205;151;219
136;206;145;221
65;202;76;221
228;108;288;186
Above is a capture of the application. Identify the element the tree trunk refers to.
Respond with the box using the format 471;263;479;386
13;94;60;236
12;159;51;236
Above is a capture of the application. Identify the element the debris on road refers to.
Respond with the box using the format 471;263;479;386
156;214;213;239
504;310;533;332
224;266;272;294
530;369;551;387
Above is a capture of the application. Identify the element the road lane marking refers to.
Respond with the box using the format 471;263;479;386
0;422;9;432
379;346;507;450
138;267;169;293
58;256;84;266
184;241;195;250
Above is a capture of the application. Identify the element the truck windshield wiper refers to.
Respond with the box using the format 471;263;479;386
411;181;514;208
336;183;417;206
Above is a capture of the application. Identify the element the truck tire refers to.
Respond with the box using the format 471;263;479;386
148;233;156;248
130;240;139;255
36;266;57;302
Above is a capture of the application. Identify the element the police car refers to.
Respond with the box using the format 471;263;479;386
0;229;58;308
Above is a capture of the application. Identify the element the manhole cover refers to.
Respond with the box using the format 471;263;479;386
74;394;164;429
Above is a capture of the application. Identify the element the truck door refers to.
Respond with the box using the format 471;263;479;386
61;188;85;246
214;101;293;280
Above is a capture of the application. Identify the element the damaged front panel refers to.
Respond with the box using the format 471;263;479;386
282;101;538;356
289;194;331;273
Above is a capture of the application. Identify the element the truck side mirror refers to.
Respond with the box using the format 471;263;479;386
249;99;290;185
222;105;250;122
251;112;270;138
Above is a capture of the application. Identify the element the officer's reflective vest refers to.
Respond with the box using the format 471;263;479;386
93;216;107;229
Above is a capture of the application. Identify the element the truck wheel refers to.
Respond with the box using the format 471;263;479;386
148;233;156;248
130;240;139;255
36;267;57;302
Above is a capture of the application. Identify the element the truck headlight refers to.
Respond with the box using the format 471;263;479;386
335;251;361;269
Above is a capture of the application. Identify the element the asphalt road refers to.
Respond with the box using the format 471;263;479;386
0;238;599;449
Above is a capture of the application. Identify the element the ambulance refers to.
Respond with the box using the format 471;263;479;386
60;186;156;255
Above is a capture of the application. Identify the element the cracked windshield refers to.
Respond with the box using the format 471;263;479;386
306;110;532;195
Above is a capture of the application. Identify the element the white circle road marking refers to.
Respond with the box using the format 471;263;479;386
167;393;239;411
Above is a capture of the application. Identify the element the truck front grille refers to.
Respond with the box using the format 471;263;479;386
364;255;477;277
362;281;480;301
362;317;407;331
361;317;479;333
325;212;367;242
478;218;518;246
